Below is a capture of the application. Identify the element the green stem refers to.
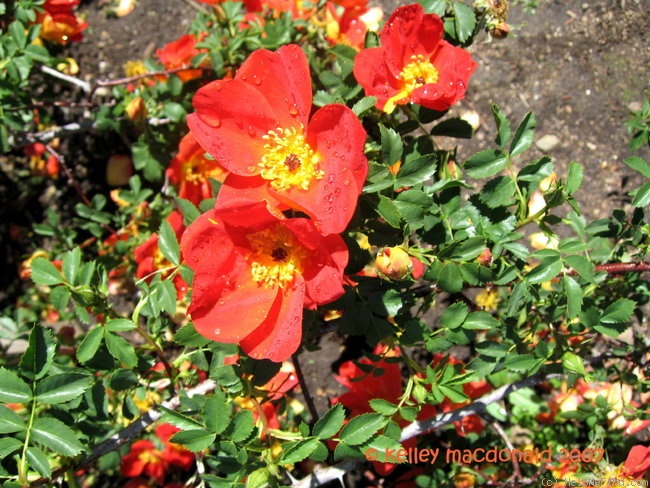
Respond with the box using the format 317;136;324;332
18;389;38;486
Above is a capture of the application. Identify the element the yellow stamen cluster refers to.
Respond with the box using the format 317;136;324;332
384;54;439;114
182;155;224;184
401;54;439;92
259;125;323;192
248;226;307;288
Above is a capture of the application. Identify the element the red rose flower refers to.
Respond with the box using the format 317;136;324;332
353;3;477;114
156;34;207;83
37;0;87;45
187;44;368;235
166;132;228;205
181;199;348;361
624;445;650;480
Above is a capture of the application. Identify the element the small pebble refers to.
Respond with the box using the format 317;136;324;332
535;134;560;152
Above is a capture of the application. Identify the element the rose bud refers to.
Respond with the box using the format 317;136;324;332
375;246;414;280
106;155;134;186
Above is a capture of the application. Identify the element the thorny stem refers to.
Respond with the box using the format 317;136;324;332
292;353;320;423
490;420;523;482
45;143;91;207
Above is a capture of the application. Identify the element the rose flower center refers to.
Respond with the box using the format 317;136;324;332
400;54;439;93
247;226;307;288
182;155;223;184
259;125;323;192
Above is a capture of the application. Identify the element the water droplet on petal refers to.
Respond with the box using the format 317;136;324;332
215;328;221;335
247;126;256;137
334;188;341;196
343;179;351;186
247;165;258;174
289;104;299;116
240;73;247;81
252;74;261;85
326;206;334;214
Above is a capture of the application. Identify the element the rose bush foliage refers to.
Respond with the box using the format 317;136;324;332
1;0;649;487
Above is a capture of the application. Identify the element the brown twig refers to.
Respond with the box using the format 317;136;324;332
45;143;92;207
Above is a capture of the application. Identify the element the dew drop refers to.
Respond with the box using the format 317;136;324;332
240;73;248;81
289;104;299;116
218;300;225;306
214;328;221;335
247;126;256;137
214;81;222;91
247;165;258;174
327;174;335;183
343;179;351;186
252;74;261;85
334;188;341;196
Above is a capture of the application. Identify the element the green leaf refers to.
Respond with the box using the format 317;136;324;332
623;156;650;178
0;368;32;404
563;275;583;319
0;437;23;459
562;351;587;376
20;324;55;380
437;262;463;293
25;446;51;478
35;373;93;404
30;257;63;286
452;2;476;43
104;332;138;368
246;468;278;488
464;149;508;178
430;118;473;138
158;219;180;266
394;155;437;187
369;399;399;416
463;312;499;331
0;405;26;433
339;413;386;446
204;394;231;435
175;198;201;224
600;299;635;325
229;410;255;443
160;406;206;432
509;112;536;157
479;176;516;208
504;354;542;373
31;417;83;456
351;96;377;117
440;302;468;329
174;323;210;348
280;437;322;464
631;181;650;207
62;247;81;285
492;104;511;148
50;285;71;312
76;326;104;364
105;318;136;333
9;21;27;48
377;196;402;228
565;162;584;195
170;429;216;452
526;257;563;284
380;124;403;165
313;403;345;439
563;255;595;282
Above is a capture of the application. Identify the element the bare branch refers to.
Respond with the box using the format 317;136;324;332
41;65;92;93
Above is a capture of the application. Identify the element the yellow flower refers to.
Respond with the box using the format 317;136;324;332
474;288;499;312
